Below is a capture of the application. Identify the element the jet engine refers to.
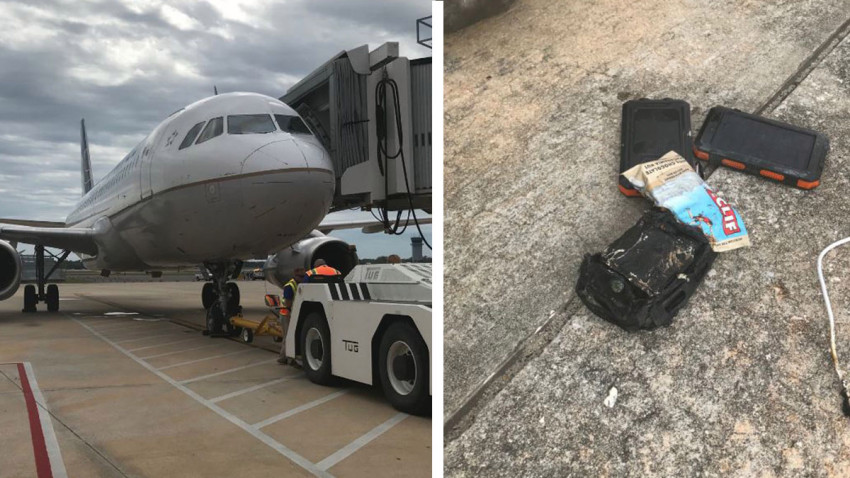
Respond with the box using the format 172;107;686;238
263;232;358;289
0;241;22;300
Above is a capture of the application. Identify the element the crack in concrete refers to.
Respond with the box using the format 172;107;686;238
755;15;850;115
444;296;582;442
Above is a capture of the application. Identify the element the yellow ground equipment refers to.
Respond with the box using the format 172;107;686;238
228;294;286;344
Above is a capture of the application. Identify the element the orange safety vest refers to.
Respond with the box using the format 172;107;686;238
305;265;341;278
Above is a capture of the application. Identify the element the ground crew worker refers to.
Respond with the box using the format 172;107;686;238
303;259;341;282
277;267;305;364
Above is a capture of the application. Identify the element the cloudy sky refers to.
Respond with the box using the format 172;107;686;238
0;0;432;259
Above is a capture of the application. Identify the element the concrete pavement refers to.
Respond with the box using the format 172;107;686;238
0;282;431;477
444;0;850;475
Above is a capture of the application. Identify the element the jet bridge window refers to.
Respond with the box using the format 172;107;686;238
274;115;312;136
228;114;276;134
196;117;223;144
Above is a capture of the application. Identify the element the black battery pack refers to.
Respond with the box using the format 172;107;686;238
619;98;693;197
576;209;717;330
693;106;829;189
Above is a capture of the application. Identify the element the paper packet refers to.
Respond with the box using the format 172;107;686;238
622;151;750;252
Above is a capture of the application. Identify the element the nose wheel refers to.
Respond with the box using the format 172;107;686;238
201;261;242;337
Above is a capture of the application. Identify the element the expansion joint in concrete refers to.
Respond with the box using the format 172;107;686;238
444;296;583;443
755;15;850;115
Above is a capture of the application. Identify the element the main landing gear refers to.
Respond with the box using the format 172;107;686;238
22;245;71;313
201;261;242;337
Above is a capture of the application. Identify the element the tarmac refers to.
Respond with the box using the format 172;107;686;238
0;281;430;478
444;0;850;476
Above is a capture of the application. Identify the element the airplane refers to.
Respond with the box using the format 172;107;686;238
0;92;421;336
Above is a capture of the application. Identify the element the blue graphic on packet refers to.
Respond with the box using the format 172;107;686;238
622;152;750;252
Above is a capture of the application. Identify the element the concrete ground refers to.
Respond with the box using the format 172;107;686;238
444;0;850;476
0;282;430;478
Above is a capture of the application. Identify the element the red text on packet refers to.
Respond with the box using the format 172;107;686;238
706;188;740;235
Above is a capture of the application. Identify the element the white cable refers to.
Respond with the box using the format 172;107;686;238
817;236;850;394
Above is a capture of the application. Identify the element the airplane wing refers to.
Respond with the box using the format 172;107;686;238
0;224;98;255
0;218;66;228
317;215;432;234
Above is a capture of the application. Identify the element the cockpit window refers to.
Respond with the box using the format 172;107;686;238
196;117;223;144
274;115;312;136
179;121;205;150
228;114;276;134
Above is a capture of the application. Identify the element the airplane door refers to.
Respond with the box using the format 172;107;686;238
140;144;153;199
139;122;175;200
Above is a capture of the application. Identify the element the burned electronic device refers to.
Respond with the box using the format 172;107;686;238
619;98;693;197
576;209;717;330
693;106;829;189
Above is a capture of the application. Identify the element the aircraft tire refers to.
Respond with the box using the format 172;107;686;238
378;322;431;416
201;282;216;309
206;302;225;335
23;285;36;313
46;284;59;312
227;282;240;309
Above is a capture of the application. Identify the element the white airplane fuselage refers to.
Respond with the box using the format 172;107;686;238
65;92;335;270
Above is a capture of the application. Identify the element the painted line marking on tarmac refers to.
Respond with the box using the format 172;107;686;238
140;344;218;360
253;390;348;429
156;349;253;371
127;338;198;352
114;333;179;344
90;322;153;332
91;320;176;332
315;412;408;471
210;375;302;404
71;317;331;478
18;362;68;478
179;360;277;385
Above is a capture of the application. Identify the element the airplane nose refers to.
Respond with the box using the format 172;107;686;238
239;137;335;218
292;138;334;174
241;139;309;175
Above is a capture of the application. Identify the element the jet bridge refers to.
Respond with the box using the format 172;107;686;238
281;43;431;215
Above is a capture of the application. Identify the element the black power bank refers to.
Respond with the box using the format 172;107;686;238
619;99;693;197
693;106;829;189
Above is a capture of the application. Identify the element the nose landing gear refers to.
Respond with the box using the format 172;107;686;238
201;261;242;337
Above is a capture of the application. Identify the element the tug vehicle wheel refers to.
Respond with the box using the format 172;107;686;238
301;312;333;385
379;322;430;416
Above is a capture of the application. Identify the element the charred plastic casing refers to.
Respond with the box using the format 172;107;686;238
576;209;717;330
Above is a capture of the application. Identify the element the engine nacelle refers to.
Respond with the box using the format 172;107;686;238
0;241;22;300
263;232;358;289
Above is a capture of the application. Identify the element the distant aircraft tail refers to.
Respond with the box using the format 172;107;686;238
80;119;93;194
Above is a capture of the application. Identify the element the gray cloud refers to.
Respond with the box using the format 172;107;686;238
0;0;432;258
